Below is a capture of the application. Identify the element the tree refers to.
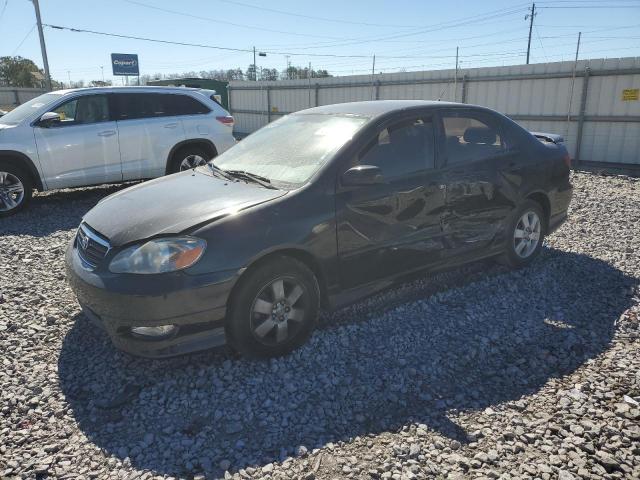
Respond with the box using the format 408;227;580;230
0;56;44;87
261;68;279;81
89;80;112;87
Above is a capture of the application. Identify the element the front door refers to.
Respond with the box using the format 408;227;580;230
336;114;447;290
34;94;122;189
437;109;514;255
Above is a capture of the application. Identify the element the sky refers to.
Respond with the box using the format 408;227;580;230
0;0;639;85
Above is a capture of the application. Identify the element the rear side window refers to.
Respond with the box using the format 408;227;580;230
113;93;210;120
168;94;211;115
358;117;435;179
442;112;507;165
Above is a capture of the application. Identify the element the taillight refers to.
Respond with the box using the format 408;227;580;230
216;115;234;127
563;153;572;169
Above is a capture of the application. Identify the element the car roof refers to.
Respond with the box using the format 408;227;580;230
52;86;208;96
294;100;469;118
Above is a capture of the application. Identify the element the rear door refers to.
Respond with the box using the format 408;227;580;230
336;113;447;289
34;93;122;189
112;93;186;180
437;108;515;255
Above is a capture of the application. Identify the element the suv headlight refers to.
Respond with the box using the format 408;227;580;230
109;237;206;274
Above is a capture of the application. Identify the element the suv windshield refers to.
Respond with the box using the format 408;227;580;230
0;93;62;125
214;114;368;187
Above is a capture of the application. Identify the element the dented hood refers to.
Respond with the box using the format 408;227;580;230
83;169;286;246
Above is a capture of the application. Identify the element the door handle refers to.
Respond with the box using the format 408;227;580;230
164;123;179;129
97;130;116;137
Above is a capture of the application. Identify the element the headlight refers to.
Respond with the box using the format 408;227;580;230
109;237;206;274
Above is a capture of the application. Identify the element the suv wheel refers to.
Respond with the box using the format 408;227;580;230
226;256;320;358
169;146;214;174
0;163;32;217
500;199;545;268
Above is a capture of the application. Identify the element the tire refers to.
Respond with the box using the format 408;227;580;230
0;162;33;218
168;145;214;174
226;255;320;358
499;199;546;268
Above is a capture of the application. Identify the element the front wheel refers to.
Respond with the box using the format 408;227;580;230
499;199;545;268
226;256;320;358
0;163;32;218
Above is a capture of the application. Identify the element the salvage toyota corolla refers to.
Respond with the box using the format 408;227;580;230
66;100;572;358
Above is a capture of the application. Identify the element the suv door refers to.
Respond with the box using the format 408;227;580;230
336;114;447;289
112;93;187;180
437;109;515;255
33;94;122;189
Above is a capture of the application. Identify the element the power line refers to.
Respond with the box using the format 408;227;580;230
124;0;347;40
42;24;371;58
270;5;531;50
214;0;424;28
0;0;8;25
11;24;36;56
44;23;530;60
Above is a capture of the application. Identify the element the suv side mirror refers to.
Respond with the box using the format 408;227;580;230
341;165;384;187
38;112;61;127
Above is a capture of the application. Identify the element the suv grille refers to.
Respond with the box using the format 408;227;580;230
75;223;110;269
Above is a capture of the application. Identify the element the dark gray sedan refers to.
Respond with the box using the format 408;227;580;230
66;100;572;358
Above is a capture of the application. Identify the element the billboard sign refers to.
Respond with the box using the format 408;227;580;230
111;53;139;76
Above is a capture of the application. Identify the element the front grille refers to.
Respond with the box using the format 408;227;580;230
75;223;110;269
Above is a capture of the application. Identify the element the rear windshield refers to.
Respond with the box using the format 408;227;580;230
0;93;62;125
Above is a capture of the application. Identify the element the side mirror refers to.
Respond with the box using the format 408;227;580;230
38;112;61;127
341;165;384;187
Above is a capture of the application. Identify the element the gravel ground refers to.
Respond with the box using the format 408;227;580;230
1;172;639;480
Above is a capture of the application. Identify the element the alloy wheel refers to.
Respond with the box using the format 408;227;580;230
513;210;541;258
0;171;25;212
250;277;307;346
179;154;208;171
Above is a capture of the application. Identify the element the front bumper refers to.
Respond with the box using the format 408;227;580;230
65;241;240;358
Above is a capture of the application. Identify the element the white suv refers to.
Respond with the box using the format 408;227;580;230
0;86;236;216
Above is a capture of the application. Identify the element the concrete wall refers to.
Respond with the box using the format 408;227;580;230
0;87;47;111
229;57;640;168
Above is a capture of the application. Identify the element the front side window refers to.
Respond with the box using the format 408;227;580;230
358;117;435;179
214;114;368;187
442;113;505;165
50;95;110;125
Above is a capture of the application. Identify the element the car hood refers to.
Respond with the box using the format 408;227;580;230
83;169;287;246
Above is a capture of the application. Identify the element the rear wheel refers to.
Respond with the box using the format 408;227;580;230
169;145;214;174
499;199;545;268
226;256;320;358
0;163;32;217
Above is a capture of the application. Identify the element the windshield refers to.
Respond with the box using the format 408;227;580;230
214;114;368;187
0;93;62;125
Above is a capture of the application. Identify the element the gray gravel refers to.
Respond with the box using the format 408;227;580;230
1;172;639;480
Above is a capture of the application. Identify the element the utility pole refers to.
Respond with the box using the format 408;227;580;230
32;0;52;91
308;62;312;107
525;3;536;65
285;55;290;79
565;31;582;140
67;70;71;88
370;55;376;100
453;46;459;102
101;66;105;83
253;46;256;81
